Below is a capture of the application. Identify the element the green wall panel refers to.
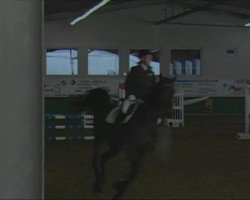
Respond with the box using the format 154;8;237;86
45;97;83;114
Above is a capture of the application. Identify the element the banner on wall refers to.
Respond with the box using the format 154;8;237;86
44;78;124;97
175;79;250;97
44;78;250;97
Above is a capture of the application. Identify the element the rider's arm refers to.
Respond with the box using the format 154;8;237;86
124;67;137;97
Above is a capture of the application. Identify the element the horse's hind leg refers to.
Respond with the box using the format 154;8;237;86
113;151;144;199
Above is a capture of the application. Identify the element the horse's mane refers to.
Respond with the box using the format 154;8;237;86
144;77;174;104
83;88;112;111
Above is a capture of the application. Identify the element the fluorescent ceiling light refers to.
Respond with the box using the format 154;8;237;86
70;0;111;25
245;23;250;27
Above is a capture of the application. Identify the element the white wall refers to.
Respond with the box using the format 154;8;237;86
45;4;250;80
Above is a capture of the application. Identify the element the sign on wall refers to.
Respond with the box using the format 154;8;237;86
44;77;124;97
44;77;249;97
175;79;250;97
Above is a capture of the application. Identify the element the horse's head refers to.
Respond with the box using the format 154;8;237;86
152;75;176;118
82;88;111;111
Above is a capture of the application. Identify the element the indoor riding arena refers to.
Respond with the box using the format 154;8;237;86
1;0;250;199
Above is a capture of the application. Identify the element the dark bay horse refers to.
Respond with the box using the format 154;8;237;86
82;76;176;199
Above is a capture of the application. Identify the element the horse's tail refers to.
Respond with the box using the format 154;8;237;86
82;88;111;112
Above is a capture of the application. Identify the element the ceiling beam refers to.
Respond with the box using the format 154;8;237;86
166;22;246;28
96;0;167;13
217;4;250;15
224;2;250;10
155;0;229;25
169;0;250;19
211;8;250;19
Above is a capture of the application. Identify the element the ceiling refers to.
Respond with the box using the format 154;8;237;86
45;0;135;19
45;0;250;25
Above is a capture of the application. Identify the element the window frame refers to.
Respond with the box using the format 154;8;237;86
170;48;202;77
45;47;79;76
87;48;121;76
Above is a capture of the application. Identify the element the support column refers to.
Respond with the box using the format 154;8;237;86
0;0;43;198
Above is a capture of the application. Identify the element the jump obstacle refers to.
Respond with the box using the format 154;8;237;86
165;89;184;127
237;85;250;140
45;112;94;141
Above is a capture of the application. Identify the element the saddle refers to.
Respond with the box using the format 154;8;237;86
105;98;142;124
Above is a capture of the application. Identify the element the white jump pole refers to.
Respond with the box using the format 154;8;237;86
238;85;250;140
183;96;209;106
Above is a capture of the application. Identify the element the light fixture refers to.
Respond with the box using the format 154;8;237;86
245;23;250;27
70;0;111;25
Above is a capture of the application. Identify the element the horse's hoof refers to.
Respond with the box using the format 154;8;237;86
92;182;103;193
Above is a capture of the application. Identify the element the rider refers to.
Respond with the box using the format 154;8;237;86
106;50;157;124
122;50;156;114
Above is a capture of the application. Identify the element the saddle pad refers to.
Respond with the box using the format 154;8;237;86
105;106;121;123
121;104;140;124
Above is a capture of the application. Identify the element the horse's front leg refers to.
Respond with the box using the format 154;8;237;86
100;145;119;182
92;142;103;193
93;142;119;193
